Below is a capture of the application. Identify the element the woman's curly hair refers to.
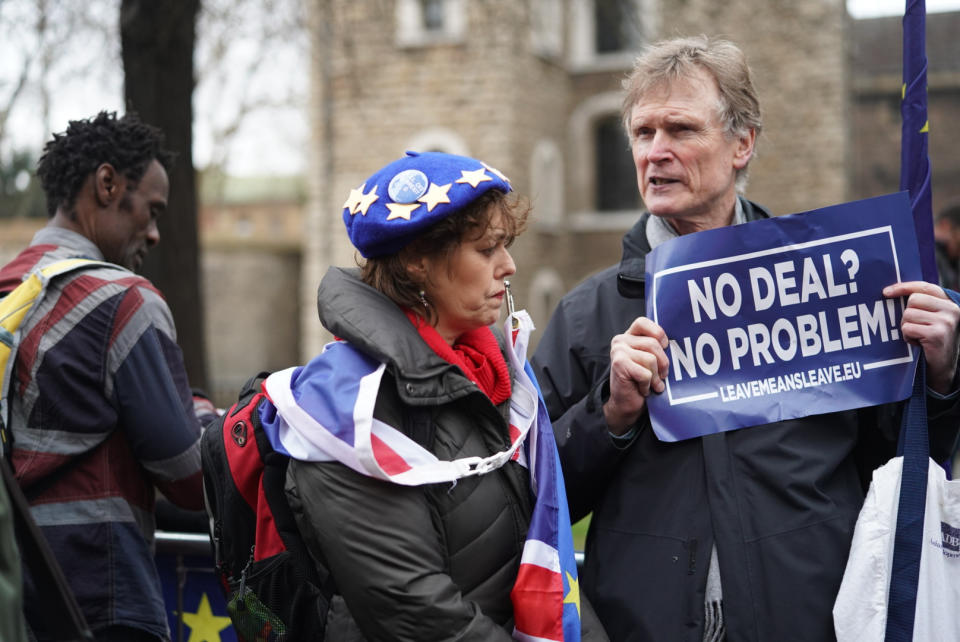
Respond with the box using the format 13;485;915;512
36;111;175;217
361;189;530;326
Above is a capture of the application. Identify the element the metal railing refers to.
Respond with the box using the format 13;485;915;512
155;530;587;642
157;529;587;570
155;531;218;642
156;530;211;556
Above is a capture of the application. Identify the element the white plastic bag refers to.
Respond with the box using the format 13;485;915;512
834;457;960;641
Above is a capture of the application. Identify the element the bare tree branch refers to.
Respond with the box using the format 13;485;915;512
195;0;309;174
0;44;34;144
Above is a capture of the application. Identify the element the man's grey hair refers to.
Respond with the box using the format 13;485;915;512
621;35;762;191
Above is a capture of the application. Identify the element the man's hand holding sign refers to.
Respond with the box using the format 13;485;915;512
605;317;668;435
886;280;960;394
612;270;960;436
605;240;960;436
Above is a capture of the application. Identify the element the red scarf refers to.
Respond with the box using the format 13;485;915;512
404;309;511;405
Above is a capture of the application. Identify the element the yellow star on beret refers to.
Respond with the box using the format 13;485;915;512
342;183;365;214
355;184;380;216
455;168;493;188
418;182;452;212
482;162;510;183
385;201;421;221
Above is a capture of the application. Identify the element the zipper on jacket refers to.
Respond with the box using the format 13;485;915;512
688;538;698;575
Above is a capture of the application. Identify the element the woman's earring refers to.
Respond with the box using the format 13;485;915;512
418;289;429;309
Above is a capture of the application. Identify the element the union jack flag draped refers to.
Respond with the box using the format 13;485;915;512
261;310;581;641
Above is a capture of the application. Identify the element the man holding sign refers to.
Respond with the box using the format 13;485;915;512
532;36;960;642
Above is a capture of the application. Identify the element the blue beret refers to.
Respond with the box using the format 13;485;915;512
342;151;512;258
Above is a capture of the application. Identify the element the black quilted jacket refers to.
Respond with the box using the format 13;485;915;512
286;267;607;641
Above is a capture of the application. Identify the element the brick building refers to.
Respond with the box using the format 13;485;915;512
302;0;850;355
850;11;960;213
13;4;957;401
198;174;306;405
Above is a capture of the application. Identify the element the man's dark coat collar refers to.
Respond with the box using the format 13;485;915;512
616;197;773;300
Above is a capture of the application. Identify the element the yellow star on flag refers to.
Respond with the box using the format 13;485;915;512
900;85;930;133
418;182;452;211
342;183;365;214
386;202;420;220
563;571;581;617
355;184;380;216
482;162;510;183
179;593;232;642
455;168;493;188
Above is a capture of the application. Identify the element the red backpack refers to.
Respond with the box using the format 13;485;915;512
201;373;332;641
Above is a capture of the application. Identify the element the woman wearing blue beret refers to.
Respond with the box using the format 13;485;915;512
262;151;607;640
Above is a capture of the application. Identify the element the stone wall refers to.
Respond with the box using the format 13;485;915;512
851;12;960;214
653;0;851;215
305;0;850;351
202;243;302;407
198;194;305;406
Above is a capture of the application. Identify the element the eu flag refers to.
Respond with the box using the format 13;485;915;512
885;6;933;641
157;551;237;642
900;0;936;283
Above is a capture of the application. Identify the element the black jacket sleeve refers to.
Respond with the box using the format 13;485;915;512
532;295;637;523
927;388;960;461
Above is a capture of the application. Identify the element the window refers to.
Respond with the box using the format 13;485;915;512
595;0;643;54
569;92;642;229
421;0;444;31
568;0;652;71
396;0;466;48
529;269;566;333
530;0;563;59
530;139;564;227
594;115;639;212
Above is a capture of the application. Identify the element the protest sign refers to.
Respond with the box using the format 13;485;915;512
645;192;922;441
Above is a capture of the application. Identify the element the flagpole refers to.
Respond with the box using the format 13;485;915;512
883;6;933;640
900;0;936;283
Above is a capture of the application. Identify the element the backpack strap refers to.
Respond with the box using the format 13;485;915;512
1;457;93;640
1;258;113;457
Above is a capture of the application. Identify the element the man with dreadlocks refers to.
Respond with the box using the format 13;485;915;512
0;111;206;641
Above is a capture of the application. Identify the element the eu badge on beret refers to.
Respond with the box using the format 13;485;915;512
342;151;512;258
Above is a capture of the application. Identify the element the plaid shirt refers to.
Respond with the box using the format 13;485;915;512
0;227;203;640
